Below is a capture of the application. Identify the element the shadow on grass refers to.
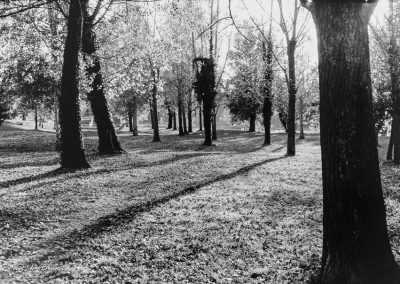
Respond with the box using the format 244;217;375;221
0;158;60;170
1;153;218;191
26;155;287;263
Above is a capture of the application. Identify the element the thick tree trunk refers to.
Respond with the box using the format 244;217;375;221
151;80;160;142
173;111;177;130
128;103;133;132
82;2;122;155
387;130;394;160
299;97;305;139
59;0;89;169
132;98;138;136
249;111;256;132
199;103;203;131
287;40;296;156
310;3;400;283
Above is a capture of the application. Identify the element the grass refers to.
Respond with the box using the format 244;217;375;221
0;124;399;283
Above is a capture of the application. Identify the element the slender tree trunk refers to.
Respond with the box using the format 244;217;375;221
128;103;133;132
82;1;122;155
34;104;38;130
262;38;273;146
188;93;193;133
287;40;296;156
183;102;188;135
212;106;217;140
199;103;203;131
132;97;138;136
173;111;177;130
203;101;212;145
178;94;184;136
387;130;394;160
151;75;160;142
389;0;400;165
150;106;154;129
167;108;173;129
249;111;256;132
59;0;89;169
299;97;305;139
309;2;400;283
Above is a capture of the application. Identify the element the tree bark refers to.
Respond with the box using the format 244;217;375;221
212;106;217;140
59;0;89;169
249;110;256;132
309;2;400;283
151;70;160;142
387;130;394;160
199;103;203;131
178;94;184;136
262;39;273;146
188;93;193;133
299;97;305;139
287;39;296;156
173;111;177;130
132;97;138;136
203;101;212;145
183;101;188;135
128;103;133;132
82;1;122;155
34;104;38;130
388;0;400;165
167;107;173;129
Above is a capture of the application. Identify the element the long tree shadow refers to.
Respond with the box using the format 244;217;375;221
25;155;287;264
0;158;60;170
1;153;218;192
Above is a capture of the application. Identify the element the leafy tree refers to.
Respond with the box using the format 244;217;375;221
59;0;90;169
303;0;400;282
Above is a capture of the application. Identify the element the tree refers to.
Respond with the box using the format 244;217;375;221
81;0;123;154
59;0;90;169
304;0;400;282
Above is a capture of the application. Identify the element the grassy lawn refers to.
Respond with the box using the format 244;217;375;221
1;124;399;283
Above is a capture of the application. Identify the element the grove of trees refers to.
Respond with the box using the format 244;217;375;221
1;0;400;283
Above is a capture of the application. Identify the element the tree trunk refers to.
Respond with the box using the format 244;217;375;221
262;39;273;146
173;111;177;130
59;0;89;170
82;1;122;155
128;103;133;132
309;2;400;283
167;108;173;129
389;0;400;165
188;94;193;133
178;94;184;136
249;110;256;132
151;75;160;142
203;101;212;145
132;97;138;136
299;97;305;139
387;130;394;160
212;115;217;140
199;103;203;131
183;102;188;135
393;114;400;164
287;39;296;156
34;104;38;130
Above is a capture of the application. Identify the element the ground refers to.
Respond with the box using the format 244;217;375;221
0;123;399;284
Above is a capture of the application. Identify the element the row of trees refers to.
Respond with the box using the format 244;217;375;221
1;0;400;282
